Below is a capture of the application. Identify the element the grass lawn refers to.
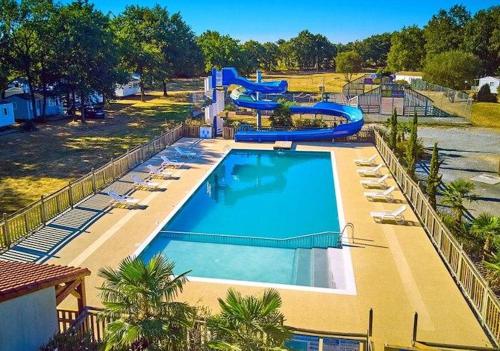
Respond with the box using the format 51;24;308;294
262;72;364;93
0;91;192;214
471;102;500;128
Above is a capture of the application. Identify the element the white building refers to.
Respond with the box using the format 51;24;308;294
0;101;15;127
394;72;423;84
474;76;500;93
115;74;141;98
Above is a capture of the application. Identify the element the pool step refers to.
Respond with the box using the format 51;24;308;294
293;248;331;288
293;249;312;286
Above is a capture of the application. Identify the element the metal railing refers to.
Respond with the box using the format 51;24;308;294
159;227;346;249
0;124;186;250
374;130;500;346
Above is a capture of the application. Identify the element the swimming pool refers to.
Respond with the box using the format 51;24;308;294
139;149;352;290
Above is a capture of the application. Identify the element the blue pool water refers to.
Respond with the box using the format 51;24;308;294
140;149;341;287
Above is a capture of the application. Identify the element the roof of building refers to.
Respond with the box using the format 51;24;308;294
480;76;500;80
4;93;45;100
0;261;90;303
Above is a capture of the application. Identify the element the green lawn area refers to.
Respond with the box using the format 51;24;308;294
471;102;500;128
0;91;192;214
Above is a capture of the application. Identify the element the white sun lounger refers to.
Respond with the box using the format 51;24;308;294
355;154;377;166
132;175;159;190
357;164;383;177
361;174;390;189
160;155;184;169
147;165;173;178
106;190;140;208
364;186;396;201
175;147;197;158
370;206;406;224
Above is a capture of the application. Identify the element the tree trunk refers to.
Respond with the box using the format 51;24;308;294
80;92;86;123
26;76;38;120
162;81;168;97
41;85;47;120
140;81;145;102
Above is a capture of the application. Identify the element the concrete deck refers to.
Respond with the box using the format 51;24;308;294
45;138;491;348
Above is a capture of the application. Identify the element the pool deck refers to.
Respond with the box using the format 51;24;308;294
48;138;492;349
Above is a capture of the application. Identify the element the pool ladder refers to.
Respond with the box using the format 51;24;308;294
341;222;355;245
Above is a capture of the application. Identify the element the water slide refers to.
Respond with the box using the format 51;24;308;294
220;68;364;142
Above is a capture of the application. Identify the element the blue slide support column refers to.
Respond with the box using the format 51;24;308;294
256;70;262;130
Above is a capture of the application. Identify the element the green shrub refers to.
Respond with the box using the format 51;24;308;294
40;331;100;351
294;117;327;129
269;102;293;129
476;84;497;102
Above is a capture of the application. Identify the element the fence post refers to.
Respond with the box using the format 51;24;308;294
23;212;29;234
40;195;47;225
368;308;373;337
457;244;464;280
481;283;490;318
110;158;115;180
412;312;418;346
68;182;74;209
3;213;11;247
91;168;97;194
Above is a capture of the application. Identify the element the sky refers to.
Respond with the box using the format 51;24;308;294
78;0;498;43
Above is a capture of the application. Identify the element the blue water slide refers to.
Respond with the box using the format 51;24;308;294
221;67;287;93
234;102;364;142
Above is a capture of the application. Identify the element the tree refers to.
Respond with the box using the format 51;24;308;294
387;26;425;72
426;142;442;209
241;40;265;73
261;42;279;72
423;50;480;90
389;108;398;150
404;112;418;179
441;178;476;229
462;6;500;76
355;33;392;68
424;5;471;60
335;51;362;82
162;12;203;95
113;5;168;101
99;255;194;351
208;289;290;351
2;0;57;120
269;101;293;129
476;84;497;103
470;213;500;259
276;39;296;70
198;31;243;73
290;31;335;71
55;0;119;121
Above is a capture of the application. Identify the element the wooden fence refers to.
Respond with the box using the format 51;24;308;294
0;124;186;250
374;130;500;346
58;307;373;350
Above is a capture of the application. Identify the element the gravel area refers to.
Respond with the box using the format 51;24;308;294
416;126;500;217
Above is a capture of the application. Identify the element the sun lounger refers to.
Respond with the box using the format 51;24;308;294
175;147;197;158
370;206;406;224
132;175;159;190
364;186;396;201
361;175;390;189
357;164;383;177
147;165;173;178
355;154;377;166
160;155;184;169
106;190;140;208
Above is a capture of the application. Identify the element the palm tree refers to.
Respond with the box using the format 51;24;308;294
441;178;476;230
98;255;194;351
470;213;500;259
208;289;290;351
